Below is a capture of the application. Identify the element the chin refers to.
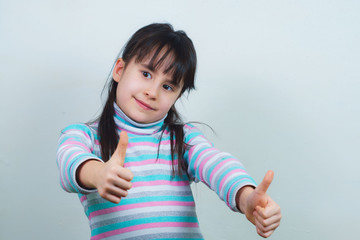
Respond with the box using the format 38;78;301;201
129;115;153;124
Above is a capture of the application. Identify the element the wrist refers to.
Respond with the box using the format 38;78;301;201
76;160;103;189
236;185;255;214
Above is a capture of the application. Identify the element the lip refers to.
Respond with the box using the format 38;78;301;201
135;98;155;110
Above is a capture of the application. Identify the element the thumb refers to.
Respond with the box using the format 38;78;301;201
256;170;274;195
113;131;128;166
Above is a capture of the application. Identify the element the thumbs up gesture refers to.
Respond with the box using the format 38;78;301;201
236;170;282;238
77;131;134;204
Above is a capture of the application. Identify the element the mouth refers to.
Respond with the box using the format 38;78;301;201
135;98;155;110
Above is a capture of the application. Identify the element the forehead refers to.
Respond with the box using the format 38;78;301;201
136;48;174;71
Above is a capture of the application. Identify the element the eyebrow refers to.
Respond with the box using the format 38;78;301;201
140;63;155;72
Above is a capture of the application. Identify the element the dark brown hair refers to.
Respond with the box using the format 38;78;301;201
98;23;197;176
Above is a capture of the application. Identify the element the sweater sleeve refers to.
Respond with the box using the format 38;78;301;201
183;124;257;212
56;124;103;194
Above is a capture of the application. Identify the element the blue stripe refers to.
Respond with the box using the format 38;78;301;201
114;114;164;130
126;153;172;162
222;177;255;203
128;135;172;143
185;132;202;143
215;167;245;194
92;216;199;235
205;155;233;183
132;174;184;183
187;145;208;177
88;195;194;213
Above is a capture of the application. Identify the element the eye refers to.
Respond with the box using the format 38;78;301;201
142;71;152;79
163;84;174;91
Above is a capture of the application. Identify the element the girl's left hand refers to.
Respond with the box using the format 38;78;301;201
237;170;282;238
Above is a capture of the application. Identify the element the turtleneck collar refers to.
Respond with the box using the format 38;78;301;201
113;102;166;135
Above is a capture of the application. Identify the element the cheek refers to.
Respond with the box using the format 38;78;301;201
160;95;178;110
117;79;139;95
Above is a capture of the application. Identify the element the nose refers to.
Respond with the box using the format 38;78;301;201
144;84;159;99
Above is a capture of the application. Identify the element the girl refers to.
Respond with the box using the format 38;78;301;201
57;23;281;239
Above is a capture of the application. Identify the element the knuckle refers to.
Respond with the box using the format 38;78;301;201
109;165;118;173
98;189;106;198
123;169;134;180
122;190;128;197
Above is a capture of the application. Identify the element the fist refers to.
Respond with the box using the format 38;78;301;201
95;131;134;203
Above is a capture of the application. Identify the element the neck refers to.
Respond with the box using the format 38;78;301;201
113;102;166;135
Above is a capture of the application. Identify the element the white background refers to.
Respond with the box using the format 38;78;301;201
1;0;359;239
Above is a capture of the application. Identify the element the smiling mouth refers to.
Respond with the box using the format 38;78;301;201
135;98;155;110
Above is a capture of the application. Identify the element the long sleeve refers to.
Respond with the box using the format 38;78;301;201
56;124;102;194
183;124;257;212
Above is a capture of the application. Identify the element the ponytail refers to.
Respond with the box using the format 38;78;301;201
98;81;118;161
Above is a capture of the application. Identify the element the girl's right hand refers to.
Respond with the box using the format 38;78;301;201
77;131;134;204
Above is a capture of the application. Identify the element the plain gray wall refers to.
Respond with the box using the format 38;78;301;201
1;0;359;239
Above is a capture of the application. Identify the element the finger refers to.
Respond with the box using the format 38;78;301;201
107;185;129;198
256;170;274;195
256;198;281;219
103;193;122;204
114;131;129;166
256;224;274;239
255;217;278;238
113;177;133;190
257;220;280;234
254;209;282;228
118;168;134;182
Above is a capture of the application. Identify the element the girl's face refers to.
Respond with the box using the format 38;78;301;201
112;57;183;124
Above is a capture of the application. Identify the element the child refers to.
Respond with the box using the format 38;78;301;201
57;23;281;239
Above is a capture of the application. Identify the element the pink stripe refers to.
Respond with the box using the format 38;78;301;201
63;150;81;187
89;201;195;219
63;141;91;152
61;141;95;187
125;158;176;167
184;124;196;130
226;180;245;209
63;129;92;141
92;221;198;240
59;175;68;191
197;151;219;182
116;128;141;135
162;128;170;135
218;170;244;193
225;178;254;209
192;148;214;178
128;140;171;148
132;180;189;188
186;133;211;146
187;140;212;164
80;195;87;203
209;158;246;182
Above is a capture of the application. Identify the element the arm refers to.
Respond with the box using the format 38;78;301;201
236;170;282;238
183;124;256;211
57;124;133;203
56;124;103;193
76;132;133;204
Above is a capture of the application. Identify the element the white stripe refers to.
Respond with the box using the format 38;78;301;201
102;226;202;240
128;184;191;195
91;205;196;224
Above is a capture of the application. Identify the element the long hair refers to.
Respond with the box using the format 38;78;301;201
98;23;197;177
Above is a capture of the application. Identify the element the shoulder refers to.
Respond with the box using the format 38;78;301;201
183;123;213;147
60;122;98;142
61;123;95;135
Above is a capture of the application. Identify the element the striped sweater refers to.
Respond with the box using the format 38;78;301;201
56;103;256;239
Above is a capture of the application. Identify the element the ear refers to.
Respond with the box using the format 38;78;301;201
112;58;125;83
